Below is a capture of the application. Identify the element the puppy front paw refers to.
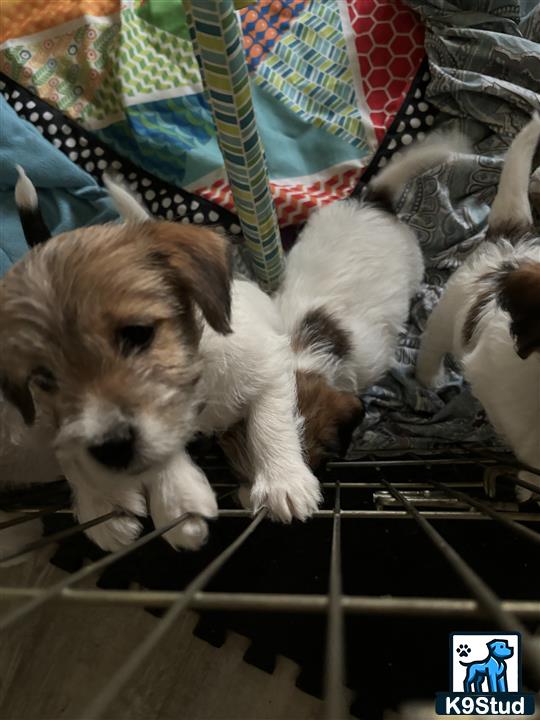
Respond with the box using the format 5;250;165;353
84;514;143;552
163;516;210;551
73;490;146;552
150;457;218;551
250;467;321;523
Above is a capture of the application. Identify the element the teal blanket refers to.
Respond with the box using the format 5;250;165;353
0;99;117;277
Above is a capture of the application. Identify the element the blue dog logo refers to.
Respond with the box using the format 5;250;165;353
435;632;535;715
459;639;514;693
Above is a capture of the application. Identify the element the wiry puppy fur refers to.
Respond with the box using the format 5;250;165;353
221;134;467;475
274;134;469;466
1;178;321;552
417;114;540;499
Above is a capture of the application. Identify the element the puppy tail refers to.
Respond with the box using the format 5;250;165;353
103;174;151;223
487;113;540;238
364;131;472;212
14;165;51;248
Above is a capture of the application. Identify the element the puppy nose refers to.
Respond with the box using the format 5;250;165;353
88;425;136;470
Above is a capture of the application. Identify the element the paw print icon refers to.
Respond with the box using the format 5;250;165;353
456;644;471;658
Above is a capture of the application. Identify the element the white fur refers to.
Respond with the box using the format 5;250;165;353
196;280;321;522
148;450;218;550
273;135;468;394
488;113;540;235
275;200;424;392
417;116;540;497
14;165;38;210
103;174;151;223
369;131;471;204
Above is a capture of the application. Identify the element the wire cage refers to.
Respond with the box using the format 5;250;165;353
1;448;539;719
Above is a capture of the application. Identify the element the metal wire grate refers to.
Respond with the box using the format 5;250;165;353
1;449;539;718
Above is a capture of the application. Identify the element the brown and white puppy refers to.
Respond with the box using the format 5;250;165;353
219;309;363;475
0;172;321;552
274;135;468;463
219;365;363;479
1;209;228;550
417;114;540;498
221;134;466;478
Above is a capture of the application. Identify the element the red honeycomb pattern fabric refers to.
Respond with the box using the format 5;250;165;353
347;0;425;141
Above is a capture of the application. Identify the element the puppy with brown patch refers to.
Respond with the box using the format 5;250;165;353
0;170;320;553
221;133;467;477
417;114;540;497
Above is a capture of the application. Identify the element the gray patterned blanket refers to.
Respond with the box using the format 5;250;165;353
348;0;540;456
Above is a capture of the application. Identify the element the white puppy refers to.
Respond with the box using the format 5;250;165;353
0;174;320;554
276;136;475;464
220;134;468;473
417;115;540;497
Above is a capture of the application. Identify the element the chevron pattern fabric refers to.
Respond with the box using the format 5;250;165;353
256;2;367;149
1;0;426;257
185;0;283;292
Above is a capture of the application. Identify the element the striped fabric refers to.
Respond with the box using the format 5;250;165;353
184;0;283;292
256;3;368;150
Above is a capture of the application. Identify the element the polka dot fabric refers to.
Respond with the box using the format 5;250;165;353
0;72;243;239
351;57;438;196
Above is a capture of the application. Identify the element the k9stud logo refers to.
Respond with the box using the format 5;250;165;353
435;633;535;715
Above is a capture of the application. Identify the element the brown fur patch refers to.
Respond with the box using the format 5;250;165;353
219;371;364;478
463;287;495;347
497;261;540;358
462;282;498;347
462;263;517;347
145;223;232;335
295;370;364;469
291;308;351;358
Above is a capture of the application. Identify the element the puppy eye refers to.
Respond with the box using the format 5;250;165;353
31;366;58;393
117;324;155;355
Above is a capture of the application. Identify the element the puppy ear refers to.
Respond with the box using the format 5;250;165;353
1;377;35;425
14;166;51;248
498;262;540;358
147;222;232;335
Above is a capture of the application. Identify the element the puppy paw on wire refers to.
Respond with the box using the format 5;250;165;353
247;468;321;523
148;450;218;551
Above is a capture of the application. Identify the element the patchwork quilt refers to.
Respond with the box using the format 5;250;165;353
0;0;424;226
